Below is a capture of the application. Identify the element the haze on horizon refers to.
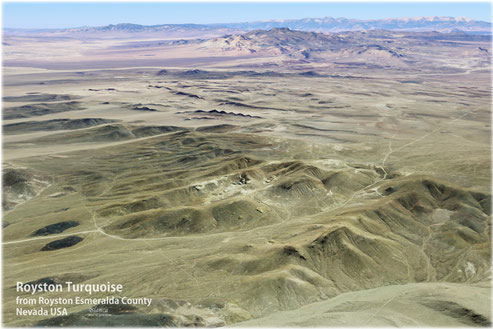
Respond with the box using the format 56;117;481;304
2;2;492;29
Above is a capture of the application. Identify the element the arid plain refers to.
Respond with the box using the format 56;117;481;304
2;25;492;326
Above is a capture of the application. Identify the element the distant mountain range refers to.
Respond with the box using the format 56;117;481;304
219;16;491;34
4;16;492;35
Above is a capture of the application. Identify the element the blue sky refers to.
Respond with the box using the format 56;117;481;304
3;2;491;29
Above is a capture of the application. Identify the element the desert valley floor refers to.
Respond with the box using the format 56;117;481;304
2;27;492;326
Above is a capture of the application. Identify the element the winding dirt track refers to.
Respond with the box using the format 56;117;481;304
3;105;484;246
